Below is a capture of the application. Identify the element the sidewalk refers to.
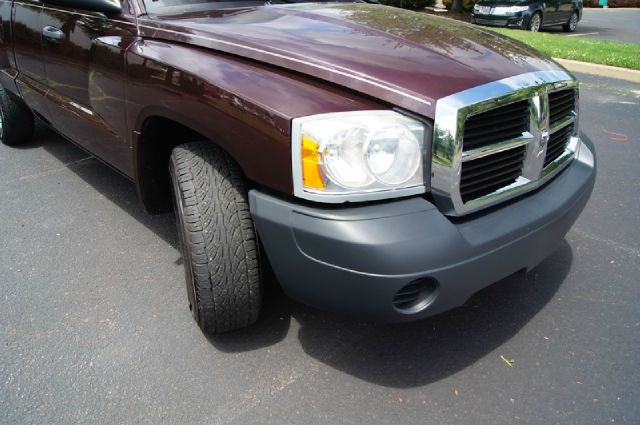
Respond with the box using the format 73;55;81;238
555;58;640;83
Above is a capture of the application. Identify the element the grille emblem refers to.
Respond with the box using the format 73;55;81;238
539;129;550;148
531;94;550;161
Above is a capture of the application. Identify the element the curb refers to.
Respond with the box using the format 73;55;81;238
553;58;640;83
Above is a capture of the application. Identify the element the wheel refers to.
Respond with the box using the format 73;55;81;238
527;12;542;32
0;86;34;146
563;11;579;32
169;142;262;334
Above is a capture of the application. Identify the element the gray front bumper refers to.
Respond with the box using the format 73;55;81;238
249;136;596;322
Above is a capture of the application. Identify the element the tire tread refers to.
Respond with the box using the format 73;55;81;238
170;142;261;334
0;87;34;146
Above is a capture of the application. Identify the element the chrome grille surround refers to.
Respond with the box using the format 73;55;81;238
431;70;580;216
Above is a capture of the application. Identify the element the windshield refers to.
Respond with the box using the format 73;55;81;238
142;0;369;15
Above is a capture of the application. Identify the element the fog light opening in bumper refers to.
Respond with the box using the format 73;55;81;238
392;278;439;314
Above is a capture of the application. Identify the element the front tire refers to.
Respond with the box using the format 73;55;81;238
0;87;34;146
527;12;542;32
169;142;262;334
563;11;579;32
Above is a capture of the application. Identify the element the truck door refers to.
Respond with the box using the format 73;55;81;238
12;0;51;121
40;2;138;177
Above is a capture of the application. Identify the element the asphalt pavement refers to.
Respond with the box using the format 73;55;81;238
546;8;640;43
1;72;639;424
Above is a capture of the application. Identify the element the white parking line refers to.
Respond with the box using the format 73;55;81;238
566;32;600;37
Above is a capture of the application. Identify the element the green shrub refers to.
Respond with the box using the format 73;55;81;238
443;0;476;12
584;0;640;6
381;0;435;9
608;0;640;7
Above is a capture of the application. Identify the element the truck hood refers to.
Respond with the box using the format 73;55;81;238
139;3;563;118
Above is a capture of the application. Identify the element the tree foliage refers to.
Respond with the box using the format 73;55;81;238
380;0;435;10
449;0;464;12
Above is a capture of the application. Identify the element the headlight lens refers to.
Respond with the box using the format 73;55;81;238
365;124;421;185
495;5;529;13
323;127;374;188
292;111;427;203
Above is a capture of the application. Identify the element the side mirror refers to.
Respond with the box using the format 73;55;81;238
46;0;122;15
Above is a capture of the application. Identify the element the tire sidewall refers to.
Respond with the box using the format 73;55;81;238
569;11;578;31
169;161;200;323
0;90;8;143
529;12;542;32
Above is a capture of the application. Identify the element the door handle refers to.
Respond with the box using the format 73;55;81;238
42;26;65;42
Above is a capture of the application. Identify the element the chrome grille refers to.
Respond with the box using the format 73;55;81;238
463;100;530;150
460;145;526;203
460;100;530;203
545;123;574;167
549;89;576;125
431;71;581;216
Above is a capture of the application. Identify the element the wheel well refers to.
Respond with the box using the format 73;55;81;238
136;116;206;214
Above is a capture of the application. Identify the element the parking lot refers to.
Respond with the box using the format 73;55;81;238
1;71;639;424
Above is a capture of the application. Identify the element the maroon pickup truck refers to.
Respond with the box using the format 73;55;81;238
0;0;595;334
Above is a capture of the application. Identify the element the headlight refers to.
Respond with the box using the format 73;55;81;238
511;5;529;12
291;111;427;203
494;5;529;13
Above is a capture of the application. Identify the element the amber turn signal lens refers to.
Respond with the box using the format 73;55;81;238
301;135;326;190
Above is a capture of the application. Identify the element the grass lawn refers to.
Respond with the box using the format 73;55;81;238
488;28;640;70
